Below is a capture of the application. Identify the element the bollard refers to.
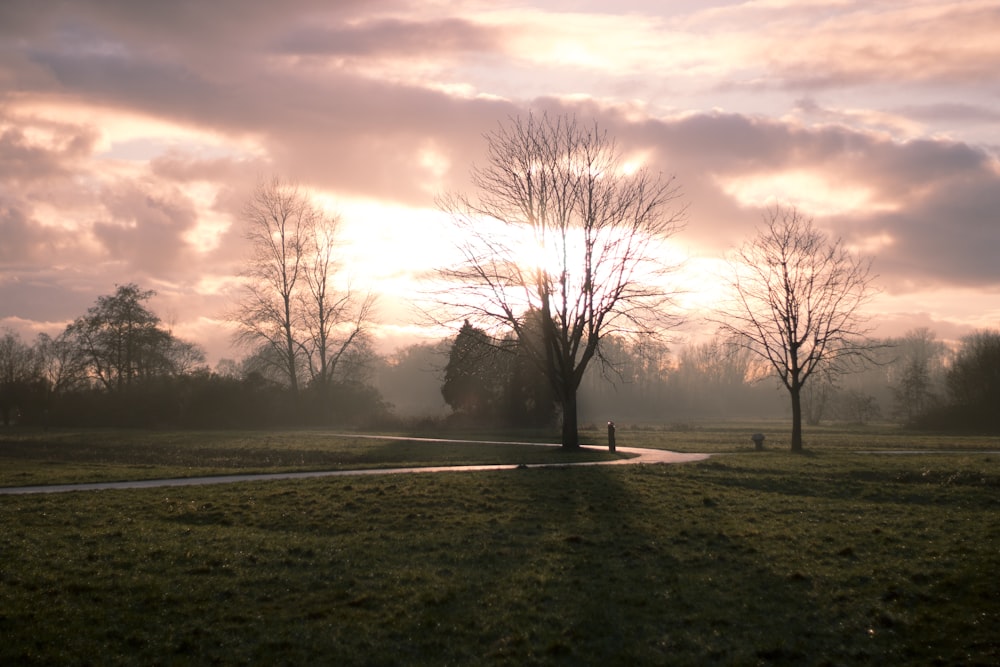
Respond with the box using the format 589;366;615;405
751;433;765;451
607;421;616;452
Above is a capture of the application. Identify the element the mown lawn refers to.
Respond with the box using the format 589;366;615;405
1;427;997;665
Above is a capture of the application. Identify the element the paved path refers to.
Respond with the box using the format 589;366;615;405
0;439;710;496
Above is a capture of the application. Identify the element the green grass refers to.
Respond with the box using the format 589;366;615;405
2;423;996;489
0;429;621;487
1;428;998;665
583;420;1000;454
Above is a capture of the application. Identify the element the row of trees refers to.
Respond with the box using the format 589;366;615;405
428;112;993;445
0;282;389;429
1;292;996;433
433;321;1000;434
2;113;996;442
911;329;1000;432
1;284;209;426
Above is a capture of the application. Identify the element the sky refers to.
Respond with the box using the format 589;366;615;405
2;0;999;365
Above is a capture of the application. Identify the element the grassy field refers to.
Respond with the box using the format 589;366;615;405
1;425;998;665
0;429;624;487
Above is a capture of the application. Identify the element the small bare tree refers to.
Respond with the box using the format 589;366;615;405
300;216;377;394
234;177;312;394
233;177;374;396
437;113;686;448
715;205;879;452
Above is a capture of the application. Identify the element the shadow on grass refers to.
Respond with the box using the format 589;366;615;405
3;457;997;664
151;464;817;662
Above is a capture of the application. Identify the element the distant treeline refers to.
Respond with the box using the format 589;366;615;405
0;284;391;430
1;286;998;433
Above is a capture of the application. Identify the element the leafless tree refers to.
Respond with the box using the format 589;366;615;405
234;177;313;394
715;205;879;451
35;331;89;394
437;113;686;448
888;327;947;423
233;176;375;395
299;217;377;393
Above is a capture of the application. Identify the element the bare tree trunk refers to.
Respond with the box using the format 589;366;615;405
561;388;580;449
284;298;299;396
790;383;803;453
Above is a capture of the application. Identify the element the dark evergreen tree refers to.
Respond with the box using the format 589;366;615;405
498;313;557;426
441;321;503;418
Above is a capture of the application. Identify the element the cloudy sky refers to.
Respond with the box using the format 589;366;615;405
2;0;998;363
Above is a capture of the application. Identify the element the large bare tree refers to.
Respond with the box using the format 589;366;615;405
234;176;374;395
715;205;879;452
437;113;686;448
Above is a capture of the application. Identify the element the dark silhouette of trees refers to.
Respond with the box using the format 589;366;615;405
497;313;557;427
437;112;685;448
0;284;213;427
0;329;43;425
440;319;555;427
928;329;1000;432
442;320;503;419
13;294;387;429
65;284;204;392
35;331;89;395
309;332;389;427
4;283;385;430
715;205;879;452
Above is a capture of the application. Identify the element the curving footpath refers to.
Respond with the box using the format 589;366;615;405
0;439;710;496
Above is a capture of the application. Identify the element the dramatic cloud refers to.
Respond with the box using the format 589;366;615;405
279;18;505;58
1;0;998;359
